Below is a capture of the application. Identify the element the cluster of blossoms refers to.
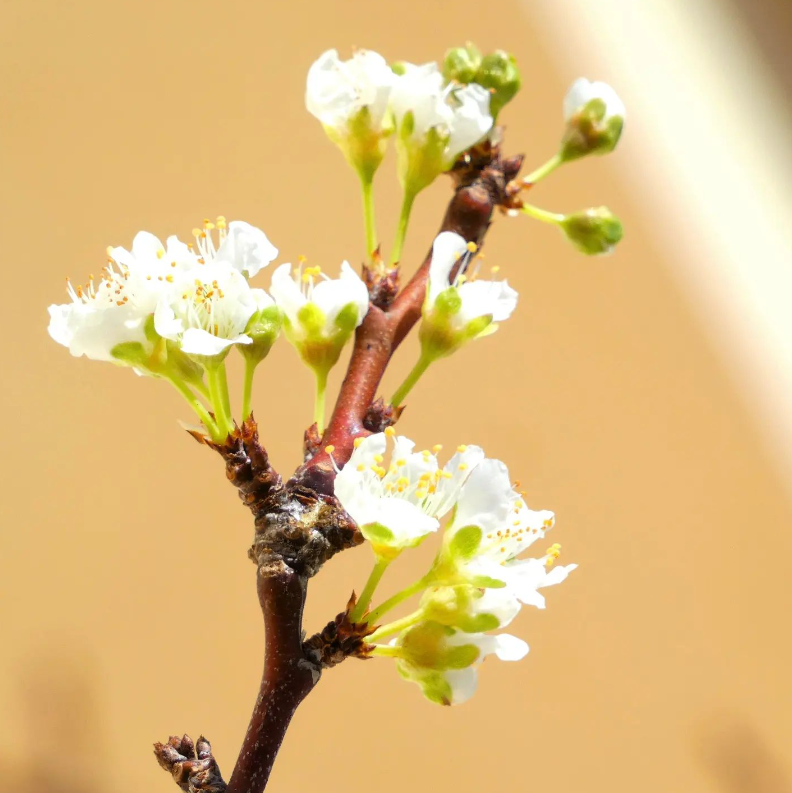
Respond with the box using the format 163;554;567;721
48;43;625;711
334;428;575;705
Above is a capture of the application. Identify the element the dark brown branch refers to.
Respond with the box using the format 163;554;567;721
225;566;320;793
294;144;523;498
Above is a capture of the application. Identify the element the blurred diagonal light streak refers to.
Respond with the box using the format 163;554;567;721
526;0;792;493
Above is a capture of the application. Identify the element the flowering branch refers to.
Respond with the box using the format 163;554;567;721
296;142;524;497
47;39;625;793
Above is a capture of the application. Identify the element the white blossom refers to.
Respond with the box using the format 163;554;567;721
564;78;625;122
422;231;518;350
390;62;493;167
306;48;395;134
444;456;577;605
154;263;269;358
48;231;195;363
334;430;484;552
269;260;369;356
48;218;278;364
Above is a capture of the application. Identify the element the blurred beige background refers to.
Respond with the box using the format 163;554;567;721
2;0;791;791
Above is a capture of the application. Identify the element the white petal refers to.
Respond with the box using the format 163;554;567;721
446;83;492;160
215;221;278;278
429;444;484;517
131;231;165;261
427;232;468;308
457;279;518;325
48;302;148;363
451;457;515;534
180;328;251;356
153;296;183;341
478;633;530;661
311;261;369;332
444;668;479;705
269;263;306;326
564;78;625;121
472;587;522;629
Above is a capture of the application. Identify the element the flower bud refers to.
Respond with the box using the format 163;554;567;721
475;50;521;119
241;304;282;366
442;43;482;85
561;207;624;255
560;78;625;161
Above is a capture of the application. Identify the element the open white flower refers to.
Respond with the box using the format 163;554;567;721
306;48;396;177
270;260;369;368
564;78;625;122
441;456;576;606
394;620;528;706
334;430;484;555
154;263;270;358
390;62;493;175
420;231;518;357
307;48;395;134
48;231;196;363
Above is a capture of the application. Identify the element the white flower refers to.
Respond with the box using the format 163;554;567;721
390;62;493;168
47;231;196;363
269;260;369;368
420;231;518;356
394;622;528;706
154;263;269;358
564;78;625;122
334;430;484;553
306;48;395;133
48;218;277;364
443;456;577;606
209;219;278;278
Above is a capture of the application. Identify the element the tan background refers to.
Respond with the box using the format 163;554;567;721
2;0;791;791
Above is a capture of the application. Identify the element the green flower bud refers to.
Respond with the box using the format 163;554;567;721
442;43;482;85
241;305;282;366
475;50;521;119
561;206;624;255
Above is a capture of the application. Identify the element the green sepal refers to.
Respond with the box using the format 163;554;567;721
560;99;624;161
448;525;482;560
242;305;282;365
334;302;361;333
324;104;392;183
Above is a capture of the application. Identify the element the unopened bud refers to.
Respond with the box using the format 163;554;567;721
442;43;482;85
475;50;521;119
561;207;624;255
560;78;625;161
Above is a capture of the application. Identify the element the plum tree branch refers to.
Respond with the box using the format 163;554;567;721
155;139;523;793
